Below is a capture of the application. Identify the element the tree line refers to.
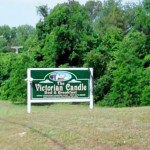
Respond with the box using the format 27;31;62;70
0;0;150;106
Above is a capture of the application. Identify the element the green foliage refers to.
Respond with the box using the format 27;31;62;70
94;74;112;103
14;25;36;52
0;25;36;53
0;25;11;41
37;5;49;19
141;85;150;106
0;25;12;52
0;37;7;52
36;1;93;67
0;0;150;106
84;50;107;79
94;0;126;34
85;1;102;22
103;30;147;106
0;53;16;86
0;53;17;100
135;0;150;33
98;26;123;52
0;53;36;103
141;58;150;105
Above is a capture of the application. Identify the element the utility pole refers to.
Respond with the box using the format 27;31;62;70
11;46;23;54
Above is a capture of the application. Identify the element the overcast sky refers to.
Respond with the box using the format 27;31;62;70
0;0;140;28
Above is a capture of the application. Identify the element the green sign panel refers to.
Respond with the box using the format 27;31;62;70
30;69;91;99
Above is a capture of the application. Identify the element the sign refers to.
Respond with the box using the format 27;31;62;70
27;68;93;113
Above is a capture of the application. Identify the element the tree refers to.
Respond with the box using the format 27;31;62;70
36;1;94;67
84;50;108;79
85;1;102;22
37;5;49;19
0;53;16;86
0;25;11;41
0;53;36;103
105;30;146;106
0;25;36;53
1;0;150;106
94;0;126;35
0;25;12;52
14;25;36;52
88;26;123;103
0;37;7;52
134;0;150;57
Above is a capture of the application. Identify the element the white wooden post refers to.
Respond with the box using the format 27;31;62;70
27;69;31;113
89;68;93;109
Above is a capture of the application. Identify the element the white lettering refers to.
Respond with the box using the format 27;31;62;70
35;84;63;91
65;83;87;91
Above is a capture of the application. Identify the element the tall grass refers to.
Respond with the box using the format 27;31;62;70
0;101;150;150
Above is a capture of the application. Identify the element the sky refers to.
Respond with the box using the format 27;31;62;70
0;0;140;28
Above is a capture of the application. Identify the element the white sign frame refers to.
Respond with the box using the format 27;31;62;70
26;68;93;113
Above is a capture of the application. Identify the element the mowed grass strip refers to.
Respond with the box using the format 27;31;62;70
0;101;150;150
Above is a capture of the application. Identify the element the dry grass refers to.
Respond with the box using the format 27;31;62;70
0;101;150;150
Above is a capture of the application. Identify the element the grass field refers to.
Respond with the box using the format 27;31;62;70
0;101;150;150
